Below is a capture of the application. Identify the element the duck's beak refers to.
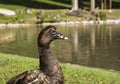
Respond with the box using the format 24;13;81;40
52;32;68;40
61;35;68;40
55;33;68;40
64;36;68;40
50;29;68;40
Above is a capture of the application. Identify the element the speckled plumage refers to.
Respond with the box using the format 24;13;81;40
7;25;68;84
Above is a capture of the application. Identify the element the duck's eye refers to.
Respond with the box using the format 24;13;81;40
50;30;57;35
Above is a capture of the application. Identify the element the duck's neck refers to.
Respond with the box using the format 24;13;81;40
38;46;61;76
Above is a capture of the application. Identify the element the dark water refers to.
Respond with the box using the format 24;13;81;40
0;24;120;71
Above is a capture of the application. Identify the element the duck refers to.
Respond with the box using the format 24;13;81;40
7;25;68;84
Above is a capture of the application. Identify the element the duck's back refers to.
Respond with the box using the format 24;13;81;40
7;69;64;84
7;70;51;84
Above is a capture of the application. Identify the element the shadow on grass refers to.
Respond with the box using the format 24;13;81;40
50;0;71;5
0;0;119;10
0;0;71;9
112;1;120;9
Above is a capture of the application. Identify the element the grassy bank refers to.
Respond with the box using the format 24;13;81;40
0;0;120;24
0;53;120;84
0;0;119;10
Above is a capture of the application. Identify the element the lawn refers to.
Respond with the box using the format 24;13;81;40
0;53;120;84
0;0;119;10
0;0;71;10
0;0;120;23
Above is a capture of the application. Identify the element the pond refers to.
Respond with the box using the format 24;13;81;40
0;24;120;71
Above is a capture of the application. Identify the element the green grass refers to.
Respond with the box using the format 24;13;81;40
0;10;79;24
0;0;71;23
0;0;120;23
0;0;119;11
0;0;71;11
101;10;120;19
0;53;120;84
0;13;36;23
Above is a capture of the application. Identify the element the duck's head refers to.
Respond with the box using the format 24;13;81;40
38;25;68;48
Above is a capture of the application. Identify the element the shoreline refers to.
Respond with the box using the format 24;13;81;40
0;19;120;28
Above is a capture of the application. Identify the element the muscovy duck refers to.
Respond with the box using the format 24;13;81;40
7;25;68;84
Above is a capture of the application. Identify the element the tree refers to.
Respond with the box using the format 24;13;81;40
90;0;95;11
71;0;79;11
68;0;83;16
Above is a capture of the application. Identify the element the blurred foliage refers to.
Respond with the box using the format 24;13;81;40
99;12;107;21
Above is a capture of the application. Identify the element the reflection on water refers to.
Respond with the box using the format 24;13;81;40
0;24;120;71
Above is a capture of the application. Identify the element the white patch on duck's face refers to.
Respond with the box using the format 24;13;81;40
50;28;68;40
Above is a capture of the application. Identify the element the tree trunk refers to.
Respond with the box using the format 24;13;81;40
90;0;95;11
101;0;104;9
71;0;78;11
109;0;112;9
104;0;106;9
